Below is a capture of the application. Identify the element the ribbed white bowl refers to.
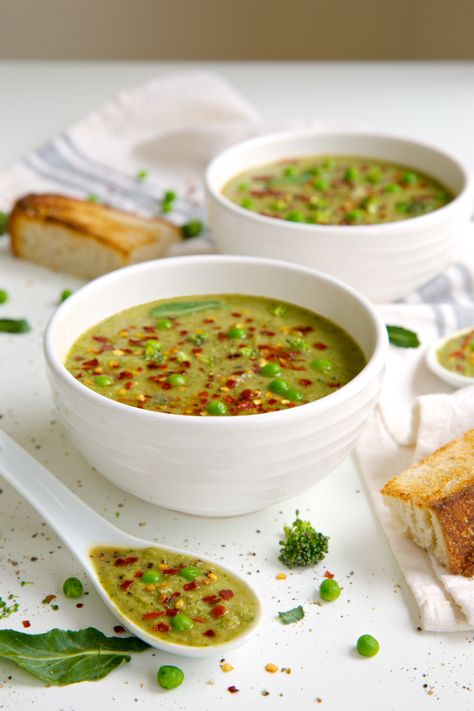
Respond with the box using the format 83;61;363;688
206;131;473;303
44;255;388;516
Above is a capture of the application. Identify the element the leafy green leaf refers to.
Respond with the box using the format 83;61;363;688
0;211;9;235
149;300;222;319
386;324;420;348
0;628;149;685
278;605;305;625
0;319;31;334
0;595;19;620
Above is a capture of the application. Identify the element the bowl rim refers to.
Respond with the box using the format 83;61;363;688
205;129;473;235
425;325;474;389
44;255;388;426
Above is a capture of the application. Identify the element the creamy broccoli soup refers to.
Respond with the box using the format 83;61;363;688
65;294;366;415
437;328;474;378
91;546;258;647
223;155;453;225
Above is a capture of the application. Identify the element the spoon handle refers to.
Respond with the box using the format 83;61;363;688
0;430;129;566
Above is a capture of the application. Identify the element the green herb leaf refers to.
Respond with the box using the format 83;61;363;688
0;319;31;334
0;595;19;620
0;628;149;686
149;300;222;319
386;325;420;348
278;605;305;625
0;211;9;235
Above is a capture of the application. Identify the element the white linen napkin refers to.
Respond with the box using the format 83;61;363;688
0;69;472;631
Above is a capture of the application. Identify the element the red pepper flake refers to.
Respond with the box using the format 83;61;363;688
231;312;242;317
261;330;276;337
324;570;335;579
203;318;215;324
228;685;239;694
93;335;109;343
119;580;134;591
82;358;99;368
192;347;203;355
143;325;156;333
114;557;138;566
226;378;238;388
76;603;84;608
313;342;328;350
118;370;134;380
134;570;144;578
113;625;126;633
162;382;172;390
143;611;166;620
193;616;205;623
163;567;180;575
22;620;31;628
203;595;220;604
124;381;133;390
219;589;234;600
268;398;278;405
210;604;227;618
203;629;216;637
183;581;198;591
154;622;170;633
328;383;341;389
298;378;313;387
295;325;314;334
166;608;179;617
179;330;189;336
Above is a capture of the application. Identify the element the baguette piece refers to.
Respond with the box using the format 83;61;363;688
381;429;474;577
9;193;182;279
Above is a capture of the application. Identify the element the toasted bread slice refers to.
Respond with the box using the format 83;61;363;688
8;193;182;279
381;429;474;577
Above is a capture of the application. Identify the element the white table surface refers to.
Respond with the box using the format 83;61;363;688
0;61;473;711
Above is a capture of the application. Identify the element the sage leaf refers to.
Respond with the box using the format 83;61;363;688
278;605;305;625
386;325;420;348
149;300;222;319
0;627;149;685
0;319;31;334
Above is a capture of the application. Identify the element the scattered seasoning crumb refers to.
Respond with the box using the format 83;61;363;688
323;570;334;579
51;604;59;611
281;667;292;675
21;620;31;628
76;603;84;608
262;690;270;696
0;594;19;620
113;625;126;634
206;680;215;686
20;581;33;587
228;685;239;694
221;662;234;673
41;594;57;605
276;573;287;580
316;698;323;703
265;663;279;673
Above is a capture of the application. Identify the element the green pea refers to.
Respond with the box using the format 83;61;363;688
228;326;247;339
286;388;303;402
238;182;250;192
181;219;203;239
141;570;162;584
356;634;380;657
383;183;401;193
144;339;163;361
206;400;227;416
164;190;177;202
94;375;114;387
161;201;173;214
286;211;305;222
0;289;8;304
270;199;287;211
63;577;83;599
240;197;256;210
311;358;333;372
168;374;187;387
156;318;172;330
395;201;409;214
366;167;382;184
268;378;289;395
322;159;336;170
260;362;282;377
271;304;287;317
346;210;364;223
314;178;329;191
344;166;358;182
283;165;298;177
136;169;149;181
180;565;202;581
170;613;194;632
402;171;418;185
157;665;184;690
60;289;73;303
319;578;341;601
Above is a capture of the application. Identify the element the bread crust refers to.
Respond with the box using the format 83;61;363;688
381;429;474;577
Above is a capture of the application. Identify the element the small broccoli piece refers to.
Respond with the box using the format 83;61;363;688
278;510;329;568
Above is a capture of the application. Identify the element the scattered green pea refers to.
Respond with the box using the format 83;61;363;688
286;388;303;402
240;197;256;210
311;358;333;372
402;171;418;185
314;178;329;191
270;199;287;211
228;326;247;339
60;289;73;303
319;578;341;601
366;167;382;184
167;374;187;387
345;209;364;222
170;613;194;632
157;665;184;690
180;565;202;581
283;165;298;177
206;400;227;416
63;577;83;599
344;166;358;182
181;219;203;239
238;182;251;192
356;634;380;657
260;362;282;377
395;202;409;214
141;570;163;584
94;375;114;387
156;318;172;330
286;211;305;222
383;182;401;193
269;378;289;395
0;289;8;304
164;190;176;202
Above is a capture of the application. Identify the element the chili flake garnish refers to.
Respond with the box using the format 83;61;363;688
114;557;138;566
228;685;239;694
154;622;170;633
22;620;31;628
119;580;134;591
203;629;216;637
210;604;227;618
219;589;234;600
143;611;166;620
324;570;335;579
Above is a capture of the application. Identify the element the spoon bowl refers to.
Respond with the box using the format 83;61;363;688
0;430;262;658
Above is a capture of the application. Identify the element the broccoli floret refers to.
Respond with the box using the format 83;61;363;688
278;510;329;568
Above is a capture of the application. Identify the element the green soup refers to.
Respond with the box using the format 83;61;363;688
223;155;453;225
91;547;258;647
65;294;366;416
437;329;474;378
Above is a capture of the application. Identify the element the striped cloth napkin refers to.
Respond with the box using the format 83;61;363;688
0;70;472;631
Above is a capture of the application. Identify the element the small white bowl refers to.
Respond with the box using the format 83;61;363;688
205;130;473;303
44;255;388;517
426;326;474;389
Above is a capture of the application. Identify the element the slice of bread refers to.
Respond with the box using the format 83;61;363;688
8;193;182;279
381;429;474;577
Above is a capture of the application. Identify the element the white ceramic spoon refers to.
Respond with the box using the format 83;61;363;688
0;430;261;658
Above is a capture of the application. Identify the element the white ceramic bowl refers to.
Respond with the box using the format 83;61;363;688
426;326;474;389
206;130;473;303
44;255;388;517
